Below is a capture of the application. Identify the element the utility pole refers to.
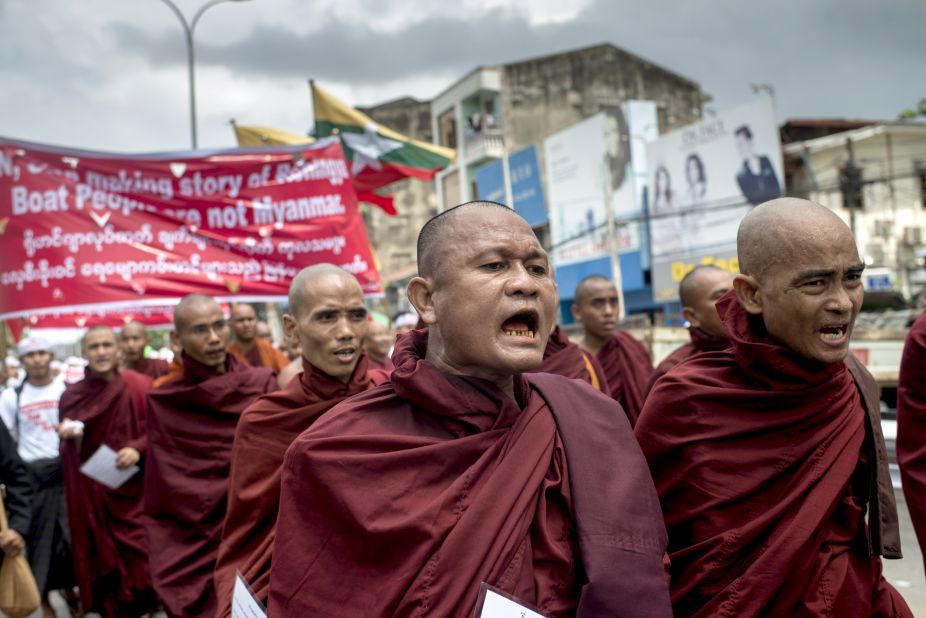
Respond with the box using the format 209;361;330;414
839;138;863;236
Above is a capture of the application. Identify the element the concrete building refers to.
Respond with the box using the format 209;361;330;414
783;121;926;297
431;43;709;216
359;43;709;316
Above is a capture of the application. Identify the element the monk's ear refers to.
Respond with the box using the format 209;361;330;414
682;306;699;326
407;276;437;325
733;274;763;315
569;300;582;323
169;329;180;348
281;313;297;340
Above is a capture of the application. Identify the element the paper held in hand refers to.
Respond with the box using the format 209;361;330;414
79;445;139;489
232;572;266;618
475;583;550;618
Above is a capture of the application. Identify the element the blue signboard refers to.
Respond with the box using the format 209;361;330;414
474;146;548;227
474;160;505;204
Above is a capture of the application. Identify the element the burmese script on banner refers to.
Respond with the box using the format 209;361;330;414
0;137;381;319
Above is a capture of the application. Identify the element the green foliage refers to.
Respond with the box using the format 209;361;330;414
899;98;926;120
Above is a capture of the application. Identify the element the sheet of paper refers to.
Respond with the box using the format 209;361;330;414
232;573;266;618
79;444;139;489
479;588;548;618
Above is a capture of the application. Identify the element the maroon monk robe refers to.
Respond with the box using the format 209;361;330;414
126;357;171;380
898;311;926;573
535;325;608;392
213;353;387;616
267;329;671;618
636;295;909;617
596;330;652;426
145;352;277;618
59;369;156;618
644;327;729;396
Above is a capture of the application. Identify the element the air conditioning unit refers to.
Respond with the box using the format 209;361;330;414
865;243;885;265
904;226;923;246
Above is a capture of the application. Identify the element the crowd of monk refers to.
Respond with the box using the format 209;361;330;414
1;197;924;617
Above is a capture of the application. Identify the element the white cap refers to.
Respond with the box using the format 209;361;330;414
17;336;53;356
394;312;418;329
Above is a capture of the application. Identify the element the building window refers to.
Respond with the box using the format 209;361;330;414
917;162;926;208
438;109;457;149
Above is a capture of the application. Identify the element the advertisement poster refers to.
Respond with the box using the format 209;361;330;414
544;104;651;266
0;137;381;318
646;96;782;301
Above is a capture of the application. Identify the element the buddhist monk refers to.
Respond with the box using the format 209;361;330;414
571;275;652;425
214;264;388;615
898;310;926;574
58;326;157;617
636;198;911;616
144;294;277;618
227;303;289;372
645;265;733;394
119;321;171;379
256;320;273;341
267;201;671;617
364;319;394;371
535;323;608;391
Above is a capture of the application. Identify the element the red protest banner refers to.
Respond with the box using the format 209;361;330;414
0;137;381;319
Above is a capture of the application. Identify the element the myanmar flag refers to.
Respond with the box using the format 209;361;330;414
311;80;455;193
230;121;398;215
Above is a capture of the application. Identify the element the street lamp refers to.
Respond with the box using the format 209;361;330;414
157;0;252;149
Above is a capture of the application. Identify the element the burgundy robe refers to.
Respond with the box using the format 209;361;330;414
898;310;926;573
644;327;729;395
59;369;155;618
636;294;909;617
596;331;653;426
144;353;277;618
213;354;385;616
126;357;172;380
267;329;670;617
536;325;608;392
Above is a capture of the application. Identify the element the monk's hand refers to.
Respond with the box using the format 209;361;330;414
115;447;140;469
0;529;25;556
57;418;84;439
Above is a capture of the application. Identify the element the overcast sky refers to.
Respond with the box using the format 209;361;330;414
2;0;924;153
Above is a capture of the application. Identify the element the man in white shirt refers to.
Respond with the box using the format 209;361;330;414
0;336;73;616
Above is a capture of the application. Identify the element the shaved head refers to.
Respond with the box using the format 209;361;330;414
121;320;147;340
737;198;854;281
679;265;729;308
417;201;516;280
283;263;367;383
679;266;734;338
288;264;360;317
82;324;116;348
231;303;257;319
574;274;614;305
732;197;864;364
174;294;221;331
406;201;556;396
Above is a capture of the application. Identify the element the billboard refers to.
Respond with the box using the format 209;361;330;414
543;102;657;308
0;137;381;319
474;145;547;227
646;96;782;301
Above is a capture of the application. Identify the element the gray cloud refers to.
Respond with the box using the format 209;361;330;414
2;0;923;152
106;0;926;121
